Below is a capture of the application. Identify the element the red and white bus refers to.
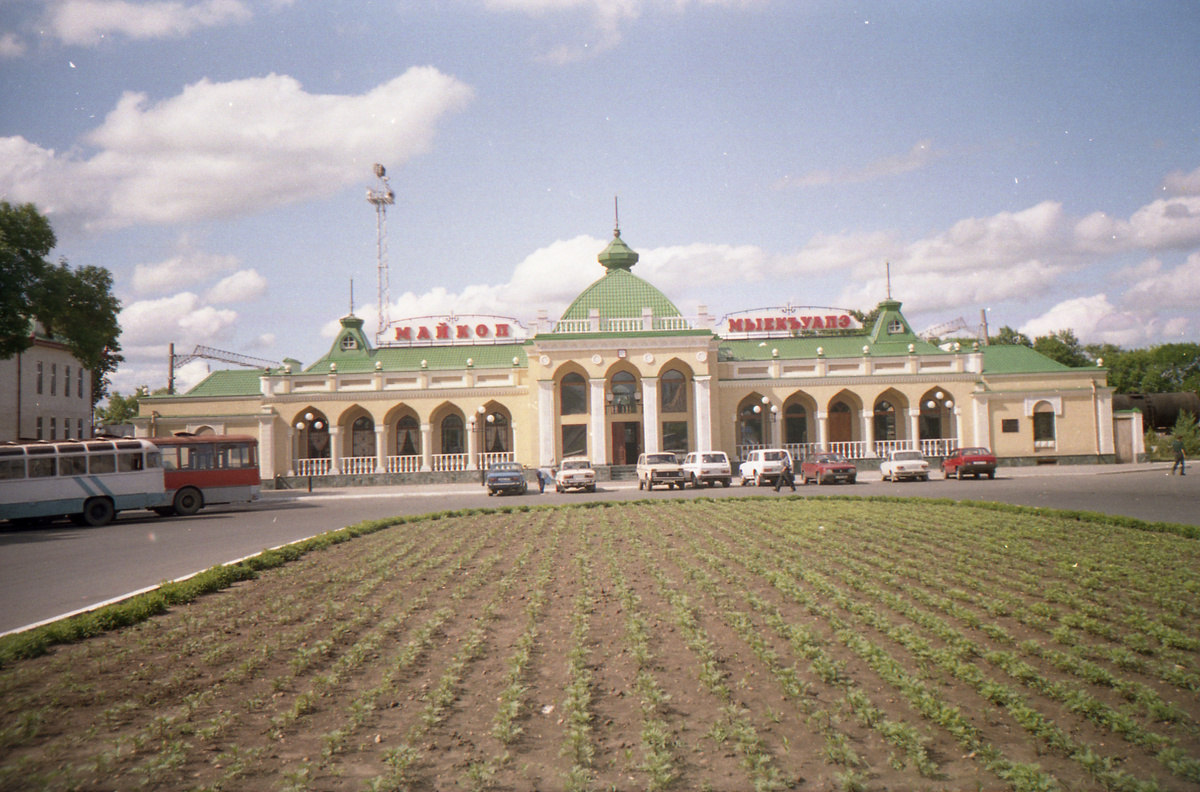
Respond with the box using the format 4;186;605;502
149;434;262;516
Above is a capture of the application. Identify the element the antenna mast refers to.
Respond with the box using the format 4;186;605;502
367;164;395;344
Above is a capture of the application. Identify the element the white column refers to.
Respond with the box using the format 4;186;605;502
259;414;276;479
908;409;921;450
817;409;829;451
467;417;479;470
694;375;713;451
374;425;387;474
641;377;660;454
589;378;608;465
420;422;432;471
972;396;991;450
953;407;964;450
538;380;556;466
286;426;296;477
329;426;342;475
861;409;875;457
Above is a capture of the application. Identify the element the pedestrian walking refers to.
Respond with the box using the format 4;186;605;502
537;462;555;493
1170;436;1186;476
774;453;796;492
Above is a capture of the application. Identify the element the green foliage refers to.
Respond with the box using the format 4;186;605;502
0;201;56;359
1032;329;1091;368
991;325;1032;347
94;391;142;428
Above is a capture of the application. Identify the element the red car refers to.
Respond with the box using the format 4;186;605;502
800;452;857;485
942;447;997;479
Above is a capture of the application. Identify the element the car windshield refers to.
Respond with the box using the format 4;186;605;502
561;460;589;470
702;453;726;463
893;451;923;461
816;454;846;463
645;454;676;464
490;462;521;472
963;447;990;455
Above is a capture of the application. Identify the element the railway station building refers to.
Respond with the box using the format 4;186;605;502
135;227;1120;484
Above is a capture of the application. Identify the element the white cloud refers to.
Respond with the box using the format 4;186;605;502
1019;294;1159;347
0;68;474;230
1121;251;1200;311
132;249;240;294
119;292;239;354
205;269;267;303
0;32;27;58
1162;165;1200;196
45;0;251;46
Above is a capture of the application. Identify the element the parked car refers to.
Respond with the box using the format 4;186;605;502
738;449;793;486
485;461;528;496
555;457;596;492
636;452;686;490
879;449;930;482
682;451;733;488
942;447;997;479
800;452;857;485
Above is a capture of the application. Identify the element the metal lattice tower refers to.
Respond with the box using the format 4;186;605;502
366;164;395;345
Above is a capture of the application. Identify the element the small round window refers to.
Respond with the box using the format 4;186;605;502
340;335;358;350
887;319;905;334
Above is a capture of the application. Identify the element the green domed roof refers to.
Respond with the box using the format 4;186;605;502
559;231;683;324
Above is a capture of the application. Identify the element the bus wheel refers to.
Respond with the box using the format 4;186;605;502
81;498;115;527
173;488;203;517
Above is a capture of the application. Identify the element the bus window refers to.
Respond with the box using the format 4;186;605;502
117;452;145;472
60;456;88;476
182;446;215;470
28;457;56;478
89;454;116;474
0;457;25;480
219;443;254;468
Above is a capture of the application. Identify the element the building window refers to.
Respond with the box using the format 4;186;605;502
784;403;807;445
1033;402;1056;448
50;417;56;439
610;371;638;414
484;413;509;453
1001;419;1019;433
36;362;43;394
351;416;375;457
397;416;420;455
661;369;687;413
51;364;57;396
561;373;587;415
561;424;587;458
65;366;71;398
874;400;897;442
663;421;688;455
888;319;905;334
441;414;464;455
78;368;84;400
78;419;85;439
738;404;763;446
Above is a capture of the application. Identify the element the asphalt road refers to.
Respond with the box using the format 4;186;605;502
1;462;1194;635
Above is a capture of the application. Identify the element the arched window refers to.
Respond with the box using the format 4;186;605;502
611;371;638;414
739;403;764;446
296;411;330;459
351;416;375;457
1033;401;1056;447
661;369;687;413
561;373;586;415
441;414;464;454
784;403;807;445
397;415;420;456
874;400;897;442
484;412;509;453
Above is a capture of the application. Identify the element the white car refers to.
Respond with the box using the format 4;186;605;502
681;451;732;488
879;449;930;482
738;449;792;486
555;458;596;492
636;452;686;490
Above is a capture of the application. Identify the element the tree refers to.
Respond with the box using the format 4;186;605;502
0;202;123;409
990;326;1032;347
0;201;56;358
1032;329;1091;368
94;391;141;428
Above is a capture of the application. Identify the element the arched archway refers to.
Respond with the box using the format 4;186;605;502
919;387;955;453
291;408;331;475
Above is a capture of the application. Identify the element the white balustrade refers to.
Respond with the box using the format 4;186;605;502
341;456;376;475
387;455;423;473
294;458;332;476
477;452;515;469
432;453;469;472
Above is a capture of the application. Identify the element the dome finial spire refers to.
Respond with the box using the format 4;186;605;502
614;195;620;238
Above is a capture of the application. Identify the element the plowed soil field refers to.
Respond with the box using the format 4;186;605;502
2;498;1199;791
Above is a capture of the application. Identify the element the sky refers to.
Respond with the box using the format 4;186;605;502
2;0;1199;396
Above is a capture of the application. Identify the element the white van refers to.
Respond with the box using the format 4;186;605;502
681;451;732;488
738;449;792;486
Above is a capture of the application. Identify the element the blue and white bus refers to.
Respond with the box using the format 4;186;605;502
0;439;167;527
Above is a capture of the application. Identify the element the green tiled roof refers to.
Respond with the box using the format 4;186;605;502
980;345;1073;374
559;268;683;323
179;369;264;398
320;343;530;373
719;332;944;362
